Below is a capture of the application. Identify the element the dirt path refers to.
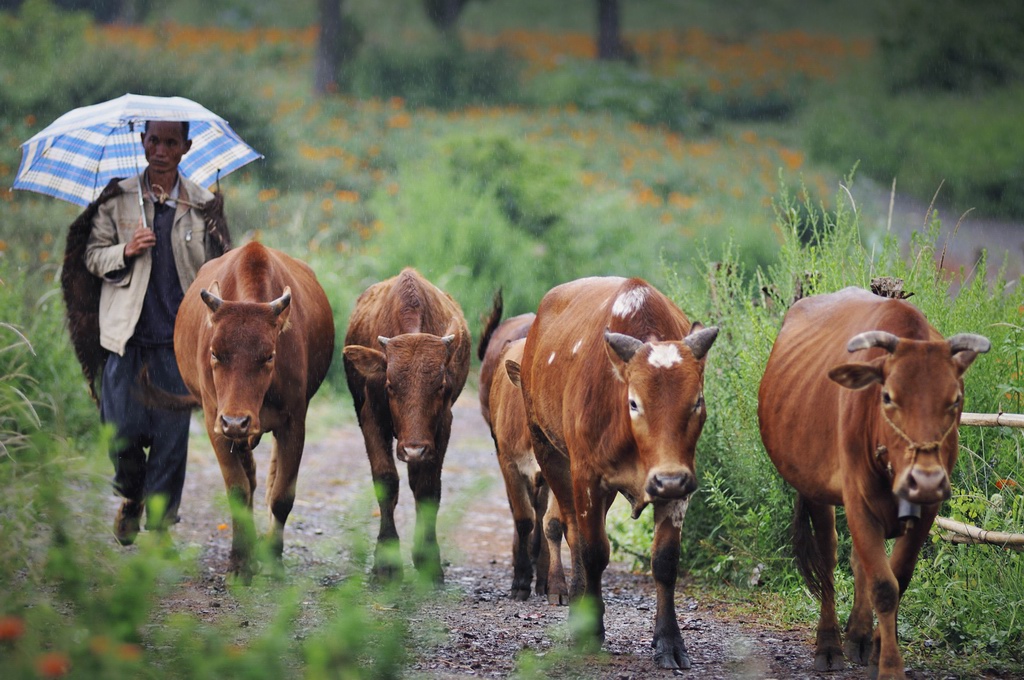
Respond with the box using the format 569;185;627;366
135;389;950;679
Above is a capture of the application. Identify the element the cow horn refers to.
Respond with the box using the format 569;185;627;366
200;288;223;313
605;331;645;363
847;331;899;353
440;334;456;347
947;333;991;354
377;336;390;348
684;325;719;361
269;286;291;316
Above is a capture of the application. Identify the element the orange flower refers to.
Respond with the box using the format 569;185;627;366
0;615;25;641
387;113;412;129
217;523;228;531
36;651;71;678
88;635;112;655
116;643;143;661
258;188;279;202
779;148;804;171
335;190;360;203
995;478;1019;490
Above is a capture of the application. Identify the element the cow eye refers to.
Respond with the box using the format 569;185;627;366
694;394;705;411
629;398;639;412
264;354;275;365
210;350;220;363
881;391;892;406
950;394;962;411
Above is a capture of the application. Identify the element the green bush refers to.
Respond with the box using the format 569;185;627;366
348;43;522;109
804;76;1024;219
879;0;1024;93
445;133;573;237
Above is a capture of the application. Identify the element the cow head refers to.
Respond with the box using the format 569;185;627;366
828;331;990;505
201;282;292;442
604;324;719;508
343;317;462;463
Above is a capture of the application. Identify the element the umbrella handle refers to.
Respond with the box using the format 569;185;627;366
129;120;148;231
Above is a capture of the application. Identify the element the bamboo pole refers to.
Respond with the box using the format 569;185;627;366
959;412;1024;428
934;516;1024;550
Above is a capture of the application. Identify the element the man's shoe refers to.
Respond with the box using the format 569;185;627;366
114;499;143;546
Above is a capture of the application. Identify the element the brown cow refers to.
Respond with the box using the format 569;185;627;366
757;287;989;679
174;241;335;581
477;289;535;427
519;276;718;669
487;338;567;603
342;268;470;583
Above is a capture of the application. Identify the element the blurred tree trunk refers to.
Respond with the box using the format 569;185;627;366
314;0;343;95
423;0;467;40
596;0;627;60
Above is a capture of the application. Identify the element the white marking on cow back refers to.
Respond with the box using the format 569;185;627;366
572;339;583;355
612;287;648;318
648;343;682;368
668;498;690;529
548;351;557;365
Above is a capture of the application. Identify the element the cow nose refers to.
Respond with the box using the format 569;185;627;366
220;414;252;439
897;465;951;504
397;444;429;463
646;470;697;500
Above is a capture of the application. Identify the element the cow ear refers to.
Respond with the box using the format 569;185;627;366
343;345;387;379
828;360;884;390
505;359;522;388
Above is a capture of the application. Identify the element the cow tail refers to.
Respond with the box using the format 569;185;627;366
477;288;504;361
792;494;829;602
134;365;200;412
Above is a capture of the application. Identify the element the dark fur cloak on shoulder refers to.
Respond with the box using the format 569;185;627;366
61;177;231;405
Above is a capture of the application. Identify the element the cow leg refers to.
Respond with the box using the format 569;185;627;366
408;459;444;584
530;477;549;597
359;403;402;582
528;425;572;605
570;477;611;647
793;495;843;671
845;549;873;665
540;487;568;604
264;420;305;575
497;448;536;600
650;500;690;670
208;412;258;583
847;509;906;680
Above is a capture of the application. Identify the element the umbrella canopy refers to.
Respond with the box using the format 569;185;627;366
13;93;263;206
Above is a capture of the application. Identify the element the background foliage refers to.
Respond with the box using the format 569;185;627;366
0;0;1021;676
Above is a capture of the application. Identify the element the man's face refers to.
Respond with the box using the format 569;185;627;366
141;121;191;175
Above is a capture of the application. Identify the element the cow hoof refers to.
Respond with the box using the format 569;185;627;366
547;593;569;606
511;587;530;601
371;562;404;585
653;636;691;670
844;637;871;666
113;499;143;546
814;646;845;671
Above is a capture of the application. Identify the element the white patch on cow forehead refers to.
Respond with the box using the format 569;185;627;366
548;351;557;365
669;498;689;529
612;287;648;318
572;339;583;355
648;343;682;368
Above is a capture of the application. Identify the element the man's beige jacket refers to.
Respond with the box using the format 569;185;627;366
84;172;216;356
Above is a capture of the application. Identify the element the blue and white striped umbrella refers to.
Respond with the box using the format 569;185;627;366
13;93;263;206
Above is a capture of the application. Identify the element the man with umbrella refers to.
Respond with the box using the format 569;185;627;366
84;120;222;545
